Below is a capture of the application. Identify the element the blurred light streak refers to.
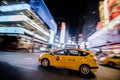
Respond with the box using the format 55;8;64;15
0;3;31;12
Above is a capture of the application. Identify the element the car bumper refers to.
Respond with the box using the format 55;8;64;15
90;67;99;72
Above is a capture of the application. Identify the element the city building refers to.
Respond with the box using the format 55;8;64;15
0;0;57;52
88;0;120;53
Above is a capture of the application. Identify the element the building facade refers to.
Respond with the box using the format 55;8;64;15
0;0;57;52
88;0;120;53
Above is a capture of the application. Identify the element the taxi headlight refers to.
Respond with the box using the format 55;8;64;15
94;56;97;61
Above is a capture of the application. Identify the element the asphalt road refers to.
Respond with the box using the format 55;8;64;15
0;52;120;80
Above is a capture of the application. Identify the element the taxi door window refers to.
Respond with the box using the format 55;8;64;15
69;50;79;56
79;51;89;56
54;50;68;55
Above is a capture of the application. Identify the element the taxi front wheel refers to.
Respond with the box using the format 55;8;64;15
79;64;90;75
41;58;50;67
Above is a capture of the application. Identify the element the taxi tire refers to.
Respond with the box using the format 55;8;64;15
41;58;50;67
107;62;115;66
79;64;90;75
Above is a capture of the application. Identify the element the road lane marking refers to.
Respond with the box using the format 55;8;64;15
25;58;32;59
19;65;37;71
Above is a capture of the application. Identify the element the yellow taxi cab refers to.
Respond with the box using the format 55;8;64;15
38;48;99;75
101;55;120;66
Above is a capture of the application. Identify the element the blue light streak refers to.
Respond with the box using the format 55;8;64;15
29;0;57;32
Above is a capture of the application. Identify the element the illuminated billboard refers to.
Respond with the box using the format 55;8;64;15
108;0;120;20
98;0;120;27
98;1;105;29
60;22;66;44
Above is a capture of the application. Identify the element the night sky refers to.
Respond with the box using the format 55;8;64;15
44;0;99;37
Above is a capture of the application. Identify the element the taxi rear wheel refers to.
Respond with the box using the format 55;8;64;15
107;62;115;66
41;58;50;67
79;64;90;75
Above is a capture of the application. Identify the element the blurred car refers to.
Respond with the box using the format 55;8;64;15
97;53;109;63
38;48;99;75
100;55;120;66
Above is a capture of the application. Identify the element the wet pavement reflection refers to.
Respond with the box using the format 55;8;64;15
0;61;22;80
